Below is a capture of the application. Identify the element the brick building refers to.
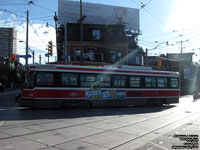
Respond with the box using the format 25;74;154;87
57;23;144;66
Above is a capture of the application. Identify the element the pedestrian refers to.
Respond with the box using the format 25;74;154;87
193;89;198;102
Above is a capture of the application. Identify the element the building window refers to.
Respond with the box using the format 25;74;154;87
136;56;140;65
75;49;80;61
157;77;167;88
92;29;101;40
109;50;116;62
145;77;156;88
117;51;122;60
88;49;95;61
130;76;141;87
61;73;77;86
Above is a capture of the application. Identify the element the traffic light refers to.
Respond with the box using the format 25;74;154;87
48;41;53;56
158;58;162;68
10;55;15;63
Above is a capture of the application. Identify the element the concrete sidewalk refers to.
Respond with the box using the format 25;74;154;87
136;118;200;150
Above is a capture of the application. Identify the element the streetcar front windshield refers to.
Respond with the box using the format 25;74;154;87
24;71;35;89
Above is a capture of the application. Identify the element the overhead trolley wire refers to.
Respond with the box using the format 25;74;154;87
0;9;26;19
0;3;28;6
132;0;166;25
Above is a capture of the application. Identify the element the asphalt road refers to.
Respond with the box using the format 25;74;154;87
0;90;199;150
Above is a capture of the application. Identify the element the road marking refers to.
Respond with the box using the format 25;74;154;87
148;141;169;150
0;106;16;127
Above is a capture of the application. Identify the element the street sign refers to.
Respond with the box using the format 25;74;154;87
61;55;67;60
19;54;31;58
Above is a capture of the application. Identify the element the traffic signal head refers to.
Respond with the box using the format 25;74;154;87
48;41;53;56
10;55;15;63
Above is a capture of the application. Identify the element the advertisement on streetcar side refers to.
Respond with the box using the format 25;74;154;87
86;90;126;99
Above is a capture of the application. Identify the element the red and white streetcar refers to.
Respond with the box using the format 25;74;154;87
19;64;180;108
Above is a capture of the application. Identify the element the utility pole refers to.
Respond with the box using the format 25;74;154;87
80;0;83;65
39;55;41;64
32;50;34;64
48;53;49;63
179;41;183;90
145;48;148;56
25;10;29;67
145;48;148;66
64;23;67;64
54;12;58;62
177;39;188;94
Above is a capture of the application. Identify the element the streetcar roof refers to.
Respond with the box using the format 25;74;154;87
28;64;179;77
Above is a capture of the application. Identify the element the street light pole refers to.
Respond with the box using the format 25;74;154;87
177;40;188;94
179;41;183;90
32;50;34;64
80;0;83;65
64;23;67;64
54;12;58;62
145;41;168;66
177;39;188;94
146;41;168;56
25;10;29;67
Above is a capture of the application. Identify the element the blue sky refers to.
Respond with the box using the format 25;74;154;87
1;0;200;64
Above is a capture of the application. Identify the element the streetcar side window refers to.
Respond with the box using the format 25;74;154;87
145;77;156;88
130;76;141;88
113;76;126;87
157;77;167;88
170;78;179;88
36;72;54;86
97;75;111;87
61;73;77;86
80;74;96;87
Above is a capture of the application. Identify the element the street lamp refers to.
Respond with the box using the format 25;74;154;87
18;40;35;64
145;41;169;67
146;41;169;56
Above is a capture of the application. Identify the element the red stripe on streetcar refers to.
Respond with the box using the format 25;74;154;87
22;89;85;98
126;90;180;97
29;66;36;69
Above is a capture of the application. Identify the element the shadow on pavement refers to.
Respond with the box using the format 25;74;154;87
0;104;176;121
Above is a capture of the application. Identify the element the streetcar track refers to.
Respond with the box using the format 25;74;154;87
0;105;178;130
36;109;200;150
0;104;191;141
0;107;188;141
0;98;197;149
109;111;200;150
